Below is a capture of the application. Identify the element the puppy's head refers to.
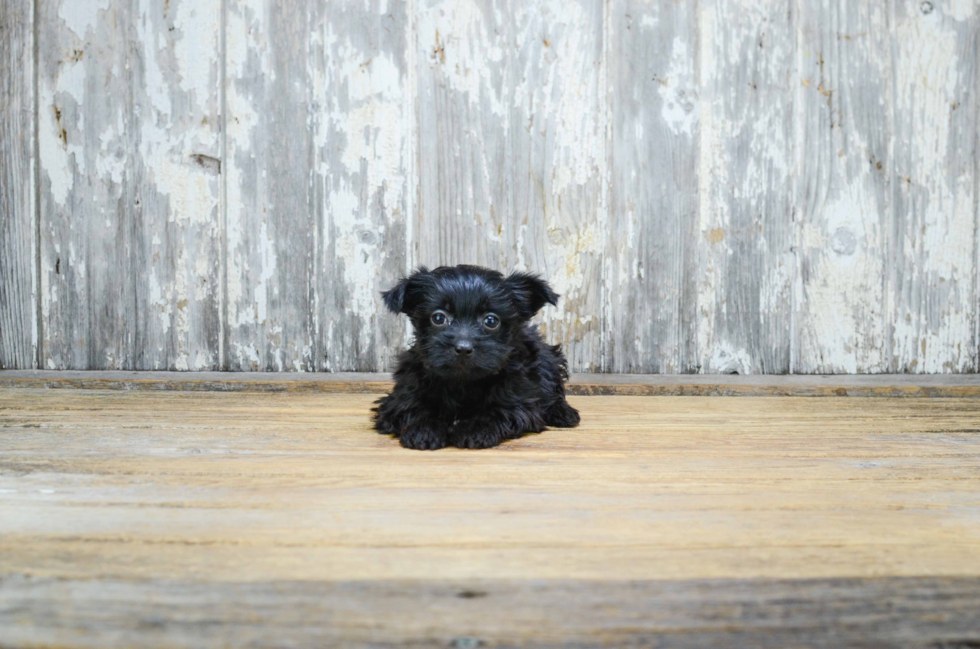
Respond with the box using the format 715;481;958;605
381;265;558;379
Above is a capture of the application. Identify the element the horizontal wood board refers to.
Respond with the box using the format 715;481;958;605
2;389;980;645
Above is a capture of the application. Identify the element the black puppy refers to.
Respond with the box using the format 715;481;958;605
373;265;580;450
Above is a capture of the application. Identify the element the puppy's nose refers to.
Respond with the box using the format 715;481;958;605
454;341;474;356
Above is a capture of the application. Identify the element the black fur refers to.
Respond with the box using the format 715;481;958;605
373;265;580;450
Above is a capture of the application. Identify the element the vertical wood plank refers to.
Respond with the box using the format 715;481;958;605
134;0;223;370
38;0;136;369
0;0;36;368
889;0;978;372
224;0;317;371
19;0;979;374
313;1;414;372
604;0;699;373
795;0;892;373
38;0;222;370
788;0;978;374
225;0;412;372
416;0;606;372
697;0;795;374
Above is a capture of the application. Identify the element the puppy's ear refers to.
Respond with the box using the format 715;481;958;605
381;266;430;315
504;272;559;319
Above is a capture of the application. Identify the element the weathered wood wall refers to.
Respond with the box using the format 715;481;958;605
0;0;978;373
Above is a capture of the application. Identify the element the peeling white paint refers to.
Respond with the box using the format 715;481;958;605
696;0;724;370
25;0;980;374
232;342;261;369
415;0;605;367
252;220;276;326
173;0;220;98
39;106;73;207
548;0;603;196
59;0;111;39
310;5;415;368
658;38;698;136
946;0;975;21
96;124;126;186
890;3;976;372
418;0;508;119
696;0;795;373
39;59;87;207
800;185;887;374
708;342;753;375
149;269;171;336
225;0;269;335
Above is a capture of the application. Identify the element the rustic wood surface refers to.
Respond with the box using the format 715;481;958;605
795;0;892;373
0;0;35;369
796;0;980;373
3;575;979;648
5;369;980;397
224;0;318;372
416;0;606;372
604;0;699;374
889;0;978;373
223;0;413;373
2;389;980;646
35;0;223;371
697;0;795;374
312;0;414;374
3;0;980;373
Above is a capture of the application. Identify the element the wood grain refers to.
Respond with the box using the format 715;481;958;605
889;0;978;373
37;0;222;370
224;0;413;372
2;390;979;582
697;0;795;374
1;389;979;645
416;0;605;372
797;0;980;374
133;0;224;371
795;0;892;373
0;0;35;369
313;0;414;372
604;0;699;373
37;0;135;369
3;576;979;648
224;0;318;371
4;1;980;374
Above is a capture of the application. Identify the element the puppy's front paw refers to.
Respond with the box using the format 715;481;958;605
452;431;505;449
451;422;507;449
373;413;400;437
544;399;580;428
372;395;403;436
399;426;448;451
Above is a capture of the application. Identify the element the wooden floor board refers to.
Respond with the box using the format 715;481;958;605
1;389;980;646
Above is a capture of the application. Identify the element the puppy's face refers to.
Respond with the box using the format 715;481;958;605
382;265;558;380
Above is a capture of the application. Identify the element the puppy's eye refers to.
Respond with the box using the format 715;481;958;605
483;314;500;330
430;310;449;327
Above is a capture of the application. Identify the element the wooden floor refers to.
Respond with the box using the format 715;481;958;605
2;388;980;647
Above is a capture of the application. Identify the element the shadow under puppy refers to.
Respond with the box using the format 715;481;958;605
373;265;580;450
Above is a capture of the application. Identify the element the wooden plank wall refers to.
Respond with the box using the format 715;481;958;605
0;0;36;368
0;0;978;373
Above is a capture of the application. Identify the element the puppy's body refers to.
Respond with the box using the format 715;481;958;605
373;265;580;450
